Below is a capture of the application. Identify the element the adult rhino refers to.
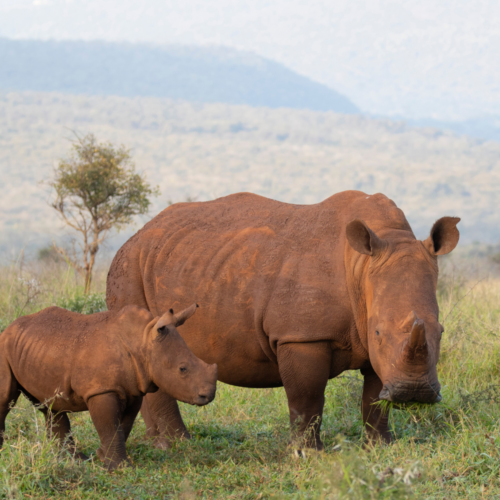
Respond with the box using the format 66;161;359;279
106;191;460;449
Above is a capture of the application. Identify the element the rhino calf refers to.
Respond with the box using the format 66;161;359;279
0;303;217;470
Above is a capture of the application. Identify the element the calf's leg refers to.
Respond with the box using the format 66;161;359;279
141;391;190;449
87;393;128;471
0;360;21;448
121;397;143;443
277;341;331;452
44;411;88;460
361;367;392;444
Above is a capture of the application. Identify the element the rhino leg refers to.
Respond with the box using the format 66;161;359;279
361;367;392;444
0;360;21;449
278;341;331;452
88;392;128;471
141;391;190;449
120;397;143;442
44;411;88;460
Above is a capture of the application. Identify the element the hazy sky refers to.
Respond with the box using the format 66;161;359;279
1;0;499;121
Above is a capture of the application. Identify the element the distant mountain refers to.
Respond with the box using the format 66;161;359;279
0;38;358;113
1;0;499;121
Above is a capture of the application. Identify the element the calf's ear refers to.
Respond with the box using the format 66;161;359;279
346;219;386;256
173;303;199;327
155;309;175;340
423;217;460;256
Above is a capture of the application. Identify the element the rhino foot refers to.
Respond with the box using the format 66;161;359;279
153;437;171;450
153;432;191;450
95;447;131;472
363;432;393;449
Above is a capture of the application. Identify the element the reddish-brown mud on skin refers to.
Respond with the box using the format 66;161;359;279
106;190;460;449
0;304;217;471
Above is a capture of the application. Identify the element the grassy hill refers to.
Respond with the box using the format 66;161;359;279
0;38;358;113
1;90;500;255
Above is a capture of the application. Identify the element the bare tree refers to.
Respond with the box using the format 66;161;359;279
48;133;159;293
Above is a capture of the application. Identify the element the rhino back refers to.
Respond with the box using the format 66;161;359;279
1;307;148;409
106;191;411;384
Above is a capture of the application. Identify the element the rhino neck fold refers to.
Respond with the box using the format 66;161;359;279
117;323;154;394
344;241;370;356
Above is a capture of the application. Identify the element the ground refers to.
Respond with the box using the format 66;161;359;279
0;259;499;499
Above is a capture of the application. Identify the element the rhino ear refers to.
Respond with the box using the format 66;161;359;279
155;310;175;341
424;217;460;256
173;303;199;327
156;324;171;342
346;219;386;256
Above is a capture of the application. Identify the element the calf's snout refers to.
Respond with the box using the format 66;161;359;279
193;363;217;406
194;390;216;406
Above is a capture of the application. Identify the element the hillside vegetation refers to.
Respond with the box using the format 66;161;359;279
1;91;500;253
1;258;500;498
0;38;357;113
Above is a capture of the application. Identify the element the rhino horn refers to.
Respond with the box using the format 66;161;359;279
401;310;417;332
409;317;427;349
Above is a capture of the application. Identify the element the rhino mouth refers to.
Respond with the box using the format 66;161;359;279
192;388;217;406
379;381;442;404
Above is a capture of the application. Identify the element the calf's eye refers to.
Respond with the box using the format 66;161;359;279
376;331;380;336
180;367;187;373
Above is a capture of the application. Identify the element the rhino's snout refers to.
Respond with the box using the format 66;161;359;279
194;389;216;406
193;363;217;406
379;381;441;404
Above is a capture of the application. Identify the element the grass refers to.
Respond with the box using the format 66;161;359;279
1;258;500;498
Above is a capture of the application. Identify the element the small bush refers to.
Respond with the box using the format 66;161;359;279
57;293;107;315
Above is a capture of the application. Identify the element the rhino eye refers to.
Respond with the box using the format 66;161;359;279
375;330;380;336
180;366;187;374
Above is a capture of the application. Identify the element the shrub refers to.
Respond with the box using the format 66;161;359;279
56;292;107;315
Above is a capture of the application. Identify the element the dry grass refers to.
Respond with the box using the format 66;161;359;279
0;254;108;332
